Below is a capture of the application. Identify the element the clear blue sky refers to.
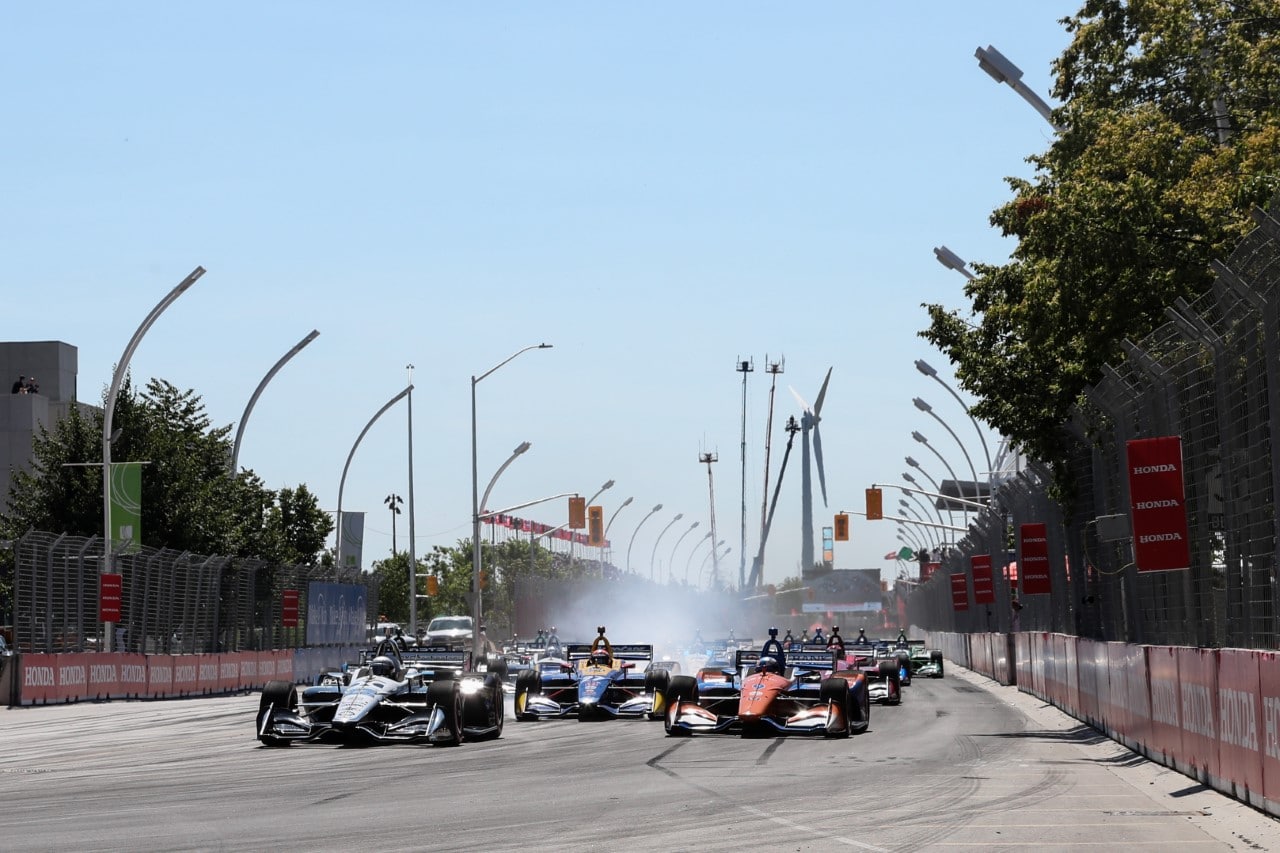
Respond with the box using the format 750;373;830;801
5;3;1075;587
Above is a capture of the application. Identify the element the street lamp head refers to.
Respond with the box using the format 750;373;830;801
652;504;663;512
601;479;615;491
513;441;531;455
933;245;970;272
906;455;921;469
914;359;938;378
899;498;910;507
912;431;927;444
537;343;553;349
673;513;683;521
902;472;917;484
975;45;1020;85
913;397;932;413
621;497;633;508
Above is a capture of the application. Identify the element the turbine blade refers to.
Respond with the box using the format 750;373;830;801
789;385;811;414
813;367;832;417
813;424;829;507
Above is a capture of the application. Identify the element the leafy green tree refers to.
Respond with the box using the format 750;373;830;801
921;0;1280;486
1;375;332;562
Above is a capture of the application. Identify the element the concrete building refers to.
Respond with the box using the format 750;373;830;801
1;341;90;504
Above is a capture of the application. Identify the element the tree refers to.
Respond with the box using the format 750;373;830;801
921;1;1280;488
0;374;332;562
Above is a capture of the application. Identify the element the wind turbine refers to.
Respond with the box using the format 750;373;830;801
748;414;801;588
790;367;831;574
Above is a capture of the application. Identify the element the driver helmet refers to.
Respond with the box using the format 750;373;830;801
369;656;397;678
589;648;611;668
754;655;782;675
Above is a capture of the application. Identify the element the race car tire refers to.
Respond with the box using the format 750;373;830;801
427;680;463;746
663;675;698;736
644;669;671;720
931;650;945;677
848;676;871;733
258;680;297;747
895;651;912;686
877;661;902;705
513;669;539;721
819;677;852;738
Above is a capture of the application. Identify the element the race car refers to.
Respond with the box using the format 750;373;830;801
663;628;869;737
901;639;945;678
256;642;504;746
513;627;670;721
841;640;903;705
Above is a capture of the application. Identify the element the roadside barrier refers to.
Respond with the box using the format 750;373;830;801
922;629;1280;818
3;648;352;706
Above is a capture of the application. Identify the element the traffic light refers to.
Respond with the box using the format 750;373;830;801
479;569;488;590
833;513;850;541
588;505;604;546
426;576;439;596
865;487;883;520
569;496;586;529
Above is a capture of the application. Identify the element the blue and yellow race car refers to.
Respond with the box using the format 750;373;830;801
513;627;672;721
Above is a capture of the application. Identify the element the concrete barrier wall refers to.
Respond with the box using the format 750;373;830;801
7;647;360;706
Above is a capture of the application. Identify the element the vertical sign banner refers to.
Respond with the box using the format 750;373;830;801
971;554;995;604
339;511;365;570
109;461;143;551
99;573;123;622
822;526;833;564
1020;522;1052;594
281;589;299;628
1126;436;1191;572
950;572;969;610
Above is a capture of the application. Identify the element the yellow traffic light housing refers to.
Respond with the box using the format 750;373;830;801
588;505;605;546
834;513;849;541
569;496;586;529
866;487;883;520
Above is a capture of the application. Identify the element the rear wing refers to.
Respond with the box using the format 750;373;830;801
564;643;653;661
400;648;471;670
787;650;838;672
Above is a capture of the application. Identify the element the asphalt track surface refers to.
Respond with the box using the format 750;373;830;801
2;666;1279;852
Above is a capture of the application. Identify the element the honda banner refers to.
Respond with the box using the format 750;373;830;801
1126;436;1191;572
950;572;969;611
99;572;123;622
971;555;995;604
281;589;299;628
1019;523;1052;595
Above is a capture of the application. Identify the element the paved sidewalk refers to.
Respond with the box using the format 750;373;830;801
952;664;1280;851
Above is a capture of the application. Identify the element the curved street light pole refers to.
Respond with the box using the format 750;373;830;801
914;398;980;494
667;520;700;584
471;343;552;659
626;504;663;576
914;360;993;481
602;496;633;577
974;44;1065;132
102;266;205;652
336;385;413;572
684;531;714;583
649;513;683;581
230;329;319;476
911;431;967;526
902;472;947;528
701;544;730;589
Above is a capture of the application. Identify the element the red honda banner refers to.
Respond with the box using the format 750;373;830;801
971;555;995;604
282;589;299;628
99;573;123;622
1019;523;1052;595
950;573;969;610
920;561;940;582
1126;436;1191;572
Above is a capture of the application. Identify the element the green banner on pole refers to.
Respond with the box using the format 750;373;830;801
109;462;143;551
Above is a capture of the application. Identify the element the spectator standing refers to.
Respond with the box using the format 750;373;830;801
24;376;38;394
11;375;25;394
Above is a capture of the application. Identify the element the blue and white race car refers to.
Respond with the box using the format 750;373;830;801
513;627;672;721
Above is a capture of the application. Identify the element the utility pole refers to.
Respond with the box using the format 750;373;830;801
735;357;754;590
758;355;784;589
384;493;403;554
700;452;721;589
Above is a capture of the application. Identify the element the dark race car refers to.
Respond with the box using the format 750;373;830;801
514;627;670;721
256;642;504;747
664;628;869;738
